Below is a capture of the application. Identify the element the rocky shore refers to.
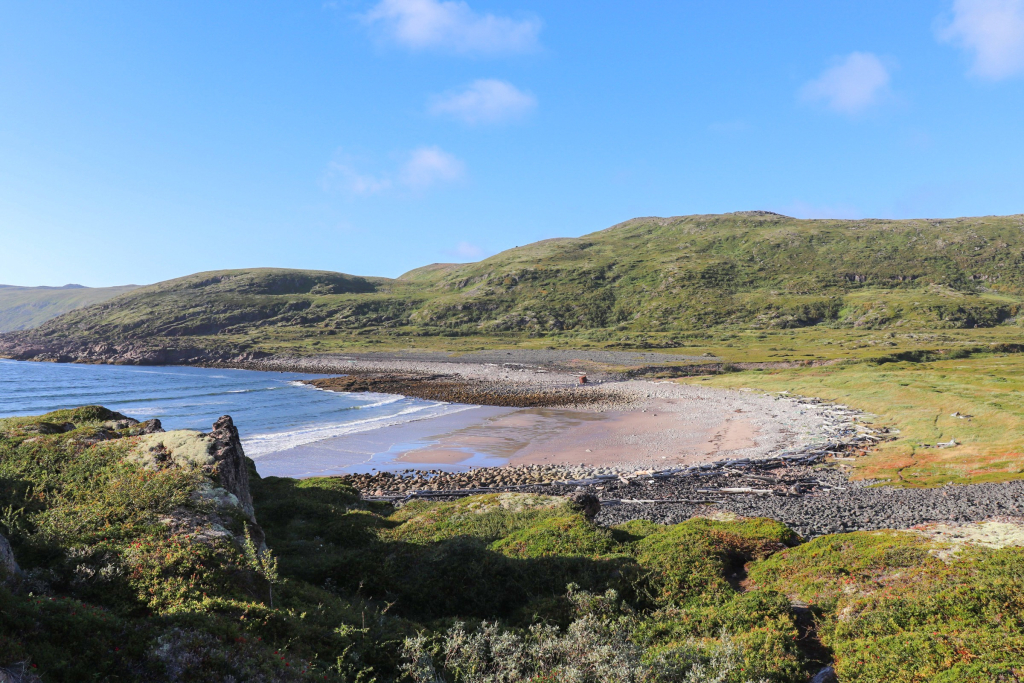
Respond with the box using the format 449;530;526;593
340;461;1024;539
305;372;614;408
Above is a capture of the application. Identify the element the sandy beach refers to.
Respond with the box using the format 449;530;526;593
250;353;832;478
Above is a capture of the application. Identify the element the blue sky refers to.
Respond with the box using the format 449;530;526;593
2;0;1023;287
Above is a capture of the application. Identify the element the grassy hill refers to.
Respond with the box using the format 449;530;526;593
0;283;139;332
3;212;1024;359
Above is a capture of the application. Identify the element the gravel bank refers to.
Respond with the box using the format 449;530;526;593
588;472;1024;539
350;465;1024;539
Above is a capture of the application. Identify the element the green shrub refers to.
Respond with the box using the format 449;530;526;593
750;531;1024;681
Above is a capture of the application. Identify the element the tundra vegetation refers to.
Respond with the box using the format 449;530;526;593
1;407;1021;682
5;213;1024;358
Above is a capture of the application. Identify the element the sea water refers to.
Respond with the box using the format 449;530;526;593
0;359;481;469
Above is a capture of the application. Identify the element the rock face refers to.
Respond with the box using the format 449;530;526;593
208;415;256;520
0;336;238;366
0;532;20;581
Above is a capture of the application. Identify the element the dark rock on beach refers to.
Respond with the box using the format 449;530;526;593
305;372;613;408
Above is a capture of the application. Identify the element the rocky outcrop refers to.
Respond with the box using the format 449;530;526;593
0;532;20;582
0;335;258;366
131;418;164;435
130;416;264;548
208;416;257;520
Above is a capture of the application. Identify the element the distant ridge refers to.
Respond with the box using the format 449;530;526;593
0;283;140;332
2;212;1023;363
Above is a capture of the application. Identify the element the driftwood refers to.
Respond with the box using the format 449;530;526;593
697;487;773;495
603;498;718;505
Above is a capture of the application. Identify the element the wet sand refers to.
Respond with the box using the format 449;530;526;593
252;389;812;478
395;400;760;469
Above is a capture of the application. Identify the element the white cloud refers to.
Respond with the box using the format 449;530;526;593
322;159;392;195
800;52;891;114
400;146;465;189
937;0;1024;79
429;79;536;124
363;0;541;54
323;146;464;194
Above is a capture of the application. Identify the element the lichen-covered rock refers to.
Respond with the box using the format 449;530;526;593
0;532;20;582
131;430;218;470
128;415;264;548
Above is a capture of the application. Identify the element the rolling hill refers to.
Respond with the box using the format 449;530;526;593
0;283;139;332
2;211;1023;363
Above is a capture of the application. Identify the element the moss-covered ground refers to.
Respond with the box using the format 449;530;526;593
2;407;1022;681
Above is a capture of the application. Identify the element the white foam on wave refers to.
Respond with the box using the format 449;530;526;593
354;394;405;409
243;401;479;456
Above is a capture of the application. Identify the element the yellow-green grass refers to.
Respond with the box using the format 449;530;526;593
682;353;1024;486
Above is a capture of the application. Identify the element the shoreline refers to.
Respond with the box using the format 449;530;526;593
252;357;843;477
4;353;1021;539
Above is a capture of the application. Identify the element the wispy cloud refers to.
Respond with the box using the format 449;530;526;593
429;79;536;124
400;146;465;189
322;157;392;195
323;146;464;194
800;52;891;114
937;0;1024;79
363;0;541;54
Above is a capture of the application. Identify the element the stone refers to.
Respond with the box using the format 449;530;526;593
810;666;838;683
129;418;164;435
0;532;20;582
568;492;601;520
208;415;259;521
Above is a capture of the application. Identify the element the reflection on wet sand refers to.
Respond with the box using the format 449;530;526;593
254;399;761;478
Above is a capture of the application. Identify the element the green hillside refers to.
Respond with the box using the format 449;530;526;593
0;283;139;332
3;212;1024;358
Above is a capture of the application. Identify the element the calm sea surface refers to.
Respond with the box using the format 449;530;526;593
0;359;478;467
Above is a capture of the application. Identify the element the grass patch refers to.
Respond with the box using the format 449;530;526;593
684;352;1024;485
749;531;1024;681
